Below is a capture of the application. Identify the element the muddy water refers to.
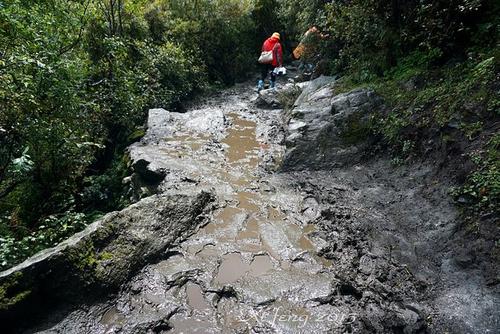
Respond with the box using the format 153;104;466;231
145;95;336;332
193;112;323;274
45;86;338;334
223;113;261;166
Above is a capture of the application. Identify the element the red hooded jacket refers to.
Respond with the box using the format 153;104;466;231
262;36;283;67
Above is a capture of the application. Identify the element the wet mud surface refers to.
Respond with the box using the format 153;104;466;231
30;84;341;333
27;81;499;333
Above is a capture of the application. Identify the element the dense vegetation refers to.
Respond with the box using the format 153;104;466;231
1;0;498;269
0;0;262;269
279;0;499;218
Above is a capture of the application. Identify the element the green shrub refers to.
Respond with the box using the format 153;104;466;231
0;0;264;271
79;156;131;214
452;134;500;215
0;212;90;270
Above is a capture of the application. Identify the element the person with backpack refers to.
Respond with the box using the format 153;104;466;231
293;26;329;78
257;32;283;91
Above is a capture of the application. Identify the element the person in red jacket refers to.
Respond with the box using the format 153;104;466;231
258;32;283;90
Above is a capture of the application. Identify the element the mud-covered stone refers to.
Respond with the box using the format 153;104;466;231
282;76;384;170
255;88;282;109
128;107;227;198
0;192;214;329
254;82;305;110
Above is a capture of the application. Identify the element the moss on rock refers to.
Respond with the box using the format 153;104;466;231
0;272;31;311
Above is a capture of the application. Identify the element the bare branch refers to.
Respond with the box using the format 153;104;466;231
58;0;93;56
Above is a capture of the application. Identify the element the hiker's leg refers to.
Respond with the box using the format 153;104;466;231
260;64;269;81
270;67;277;88
311;59;328;80
258;64;268;91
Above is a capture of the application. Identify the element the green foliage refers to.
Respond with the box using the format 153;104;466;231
1;0;102;226
78;156;130;214
334;49;499;155
2;0;495;271
0;272;31;311
0;212;89;270
146;0;258;84
0;0;261;270
11;148;34;175
283;0;499;219
253;0;282;40
277;0;326;37
452;134;500;215
279;0;499;76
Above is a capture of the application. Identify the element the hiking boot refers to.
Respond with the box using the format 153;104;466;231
257;80;264;91
270;81;276;89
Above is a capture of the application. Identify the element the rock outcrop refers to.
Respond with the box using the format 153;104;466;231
255;87;282;109
0;192;214;329
127;107;226;199
282;76;384;170
253;82;306;110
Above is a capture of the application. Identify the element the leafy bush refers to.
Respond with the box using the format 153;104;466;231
78;155;131;214
0;212;89;270
278;0;499;76
334;48;499;152
0;0;261;270
1;0;103;225
146;0;258;84
452;134;500;215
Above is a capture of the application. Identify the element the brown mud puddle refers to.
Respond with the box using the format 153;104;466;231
155;108;332;331
166;112;331;279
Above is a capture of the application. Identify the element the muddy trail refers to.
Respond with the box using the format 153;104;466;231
3;78;498;333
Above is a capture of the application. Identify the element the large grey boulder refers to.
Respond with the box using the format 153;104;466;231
127;107;226;199
254;82;306;110
0;192;214;326
282;76;384;170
